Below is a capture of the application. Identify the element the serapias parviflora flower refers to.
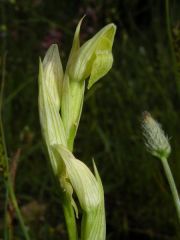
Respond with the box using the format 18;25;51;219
38;19;116;240
61;19;116;150
142;111;171;159
39;19;116;174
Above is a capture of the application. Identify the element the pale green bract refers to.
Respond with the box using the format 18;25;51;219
38;45;67;175
52;144;105;240
81;161;106;240
38;18;116;240
53;144;101;211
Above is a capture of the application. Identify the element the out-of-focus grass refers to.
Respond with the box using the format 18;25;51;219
0;0;180;239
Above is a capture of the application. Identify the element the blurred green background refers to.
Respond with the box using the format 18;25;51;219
0;0;180;239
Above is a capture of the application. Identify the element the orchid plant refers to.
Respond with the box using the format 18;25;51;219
38;18;116;240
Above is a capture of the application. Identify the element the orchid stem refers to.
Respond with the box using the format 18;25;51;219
62;194;78;240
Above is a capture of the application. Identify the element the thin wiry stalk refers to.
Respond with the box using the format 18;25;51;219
161;157;180;223
165;0;179;86
0;55;30;240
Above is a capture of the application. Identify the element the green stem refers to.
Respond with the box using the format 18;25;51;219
165;0;179;89
62;194;78;240
0;54;30;240
4;188;11;240
161;157;180;223
7;178;31;240
165;0;174;60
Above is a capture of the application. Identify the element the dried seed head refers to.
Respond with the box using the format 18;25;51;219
142;111;171;159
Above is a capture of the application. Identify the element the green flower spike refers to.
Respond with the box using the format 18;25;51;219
39;44;78;240
38;19;116;240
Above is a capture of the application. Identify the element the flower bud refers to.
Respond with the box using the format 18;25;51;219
142;111;171;159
